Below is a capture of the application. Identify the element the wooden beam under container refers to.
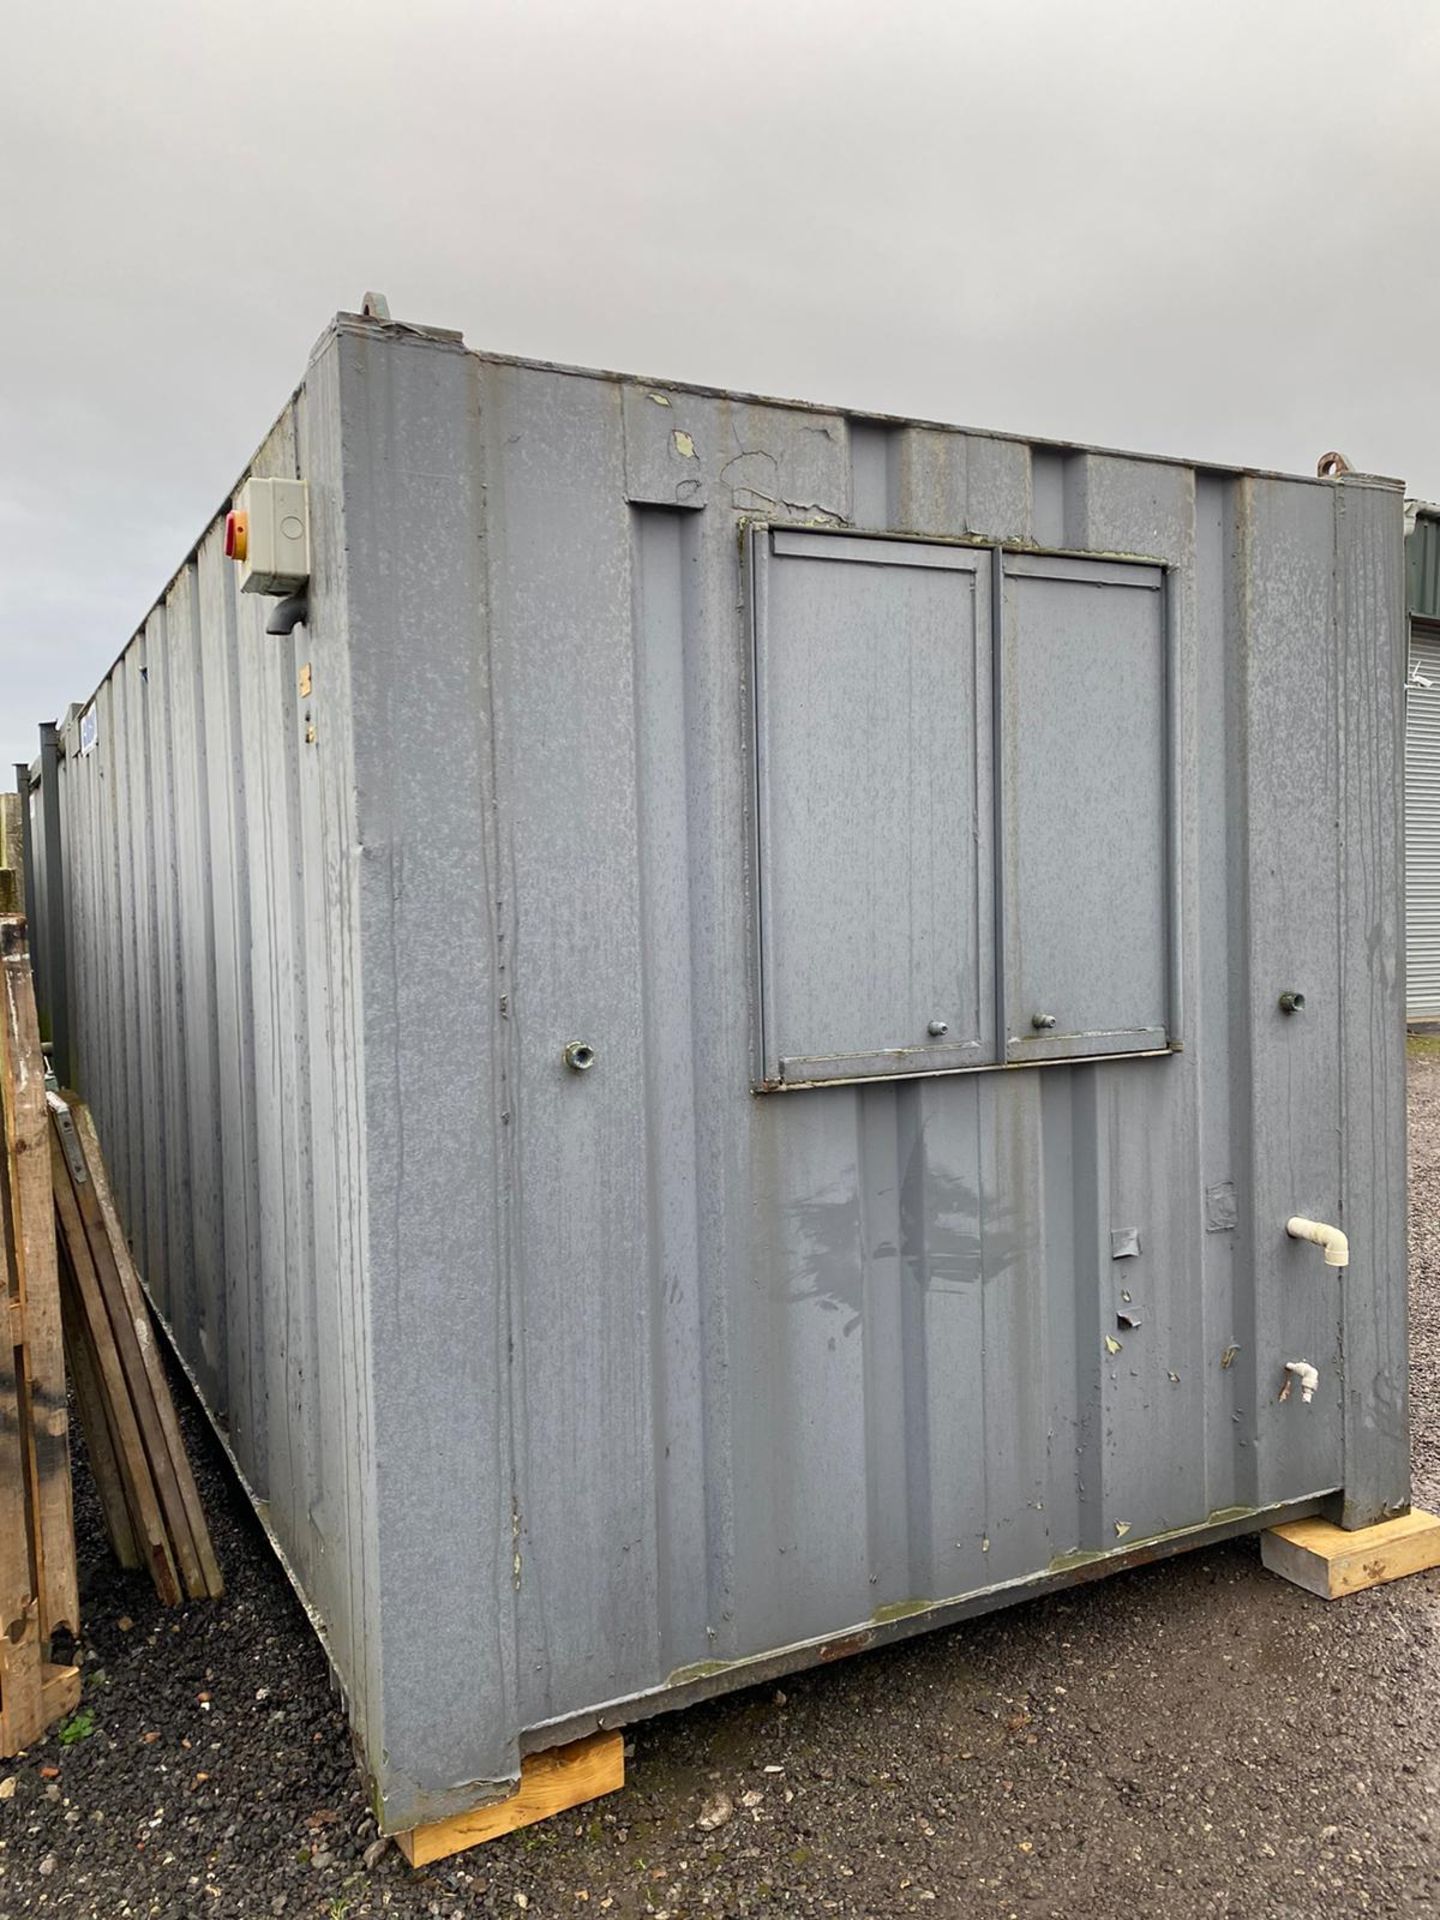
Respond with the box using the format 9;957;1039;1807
395;1730;625;1868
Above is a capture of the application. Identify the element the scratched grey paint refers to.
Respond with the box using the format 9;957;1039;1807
33;316;1407;1830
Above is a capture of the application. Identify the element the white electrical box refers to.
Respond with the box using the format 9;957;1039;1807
228;477;310;595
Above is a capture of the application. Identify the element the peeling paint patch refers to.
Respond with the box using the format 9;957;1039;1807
730;488;846;523
873;1598;929;1625
672;430;697;459
667;1657;734;1686
648;392;672;406
1205;1182;1238;1231
1111;1228;1141;1259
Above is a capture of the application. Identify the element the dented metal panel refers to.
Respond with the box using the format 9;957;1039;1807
31;313;1408;1832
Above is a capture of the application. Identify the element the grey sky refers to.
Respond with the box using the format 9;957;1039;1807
4;0;1438;775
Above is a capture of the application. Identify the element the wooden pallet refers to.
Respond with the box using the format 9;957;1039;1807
0;916;79;1756
396;1730;626;1867
49;1091;223;1605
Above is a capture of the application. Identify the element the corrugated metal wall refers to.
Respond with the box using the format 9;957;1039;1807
38;317;1409;1829
1407;506;1440;1020
53;340;382;1752
1406;619;1440;1018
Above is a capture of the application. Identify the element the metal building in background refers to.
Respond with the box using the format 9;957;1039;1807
1407;504;1440;1020
25;309;1409;1833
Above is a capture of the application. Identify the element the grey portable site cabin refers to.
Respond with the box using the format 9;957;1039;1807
26;307;1408;1832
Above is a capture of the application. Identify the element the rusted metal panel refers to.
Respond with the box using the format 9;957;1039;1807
29;312;1408;1831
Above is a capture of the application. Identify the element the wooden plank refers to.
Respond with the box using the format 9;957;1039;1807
0;1657;76;1759
395;1730;625;1867
59;1259;141;1571
1;919;78;1640
0;1129;38;1624
0;921;46;1756
49;1128;181;1606
40;1661;80;1725
0;795;21;916
50;1101;205;1600
67;1099;223;1599
0;1601;43;1757
1262;1508;1440;1599
0;1653;74;1762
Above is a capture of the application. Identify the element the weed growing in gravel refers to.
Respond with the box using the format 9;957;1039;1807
57;1709;95;1746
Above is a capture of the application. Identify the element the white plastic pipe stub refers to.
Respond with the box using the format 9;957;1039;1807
1282;1360;1320;1404
1285;1216;1349;1267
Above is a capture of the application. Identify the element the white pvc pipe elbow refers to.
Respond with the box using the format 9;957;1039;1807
1283;1360;1320;1403
1286;1216;1349;1268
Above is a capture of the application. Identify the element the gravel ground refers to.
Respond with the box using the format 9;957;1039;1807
6;1052;1440;1919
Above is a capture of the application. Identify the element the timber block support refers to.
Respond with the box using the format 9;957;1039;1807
1261;1509;1440;1600
395;1729;625;1868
